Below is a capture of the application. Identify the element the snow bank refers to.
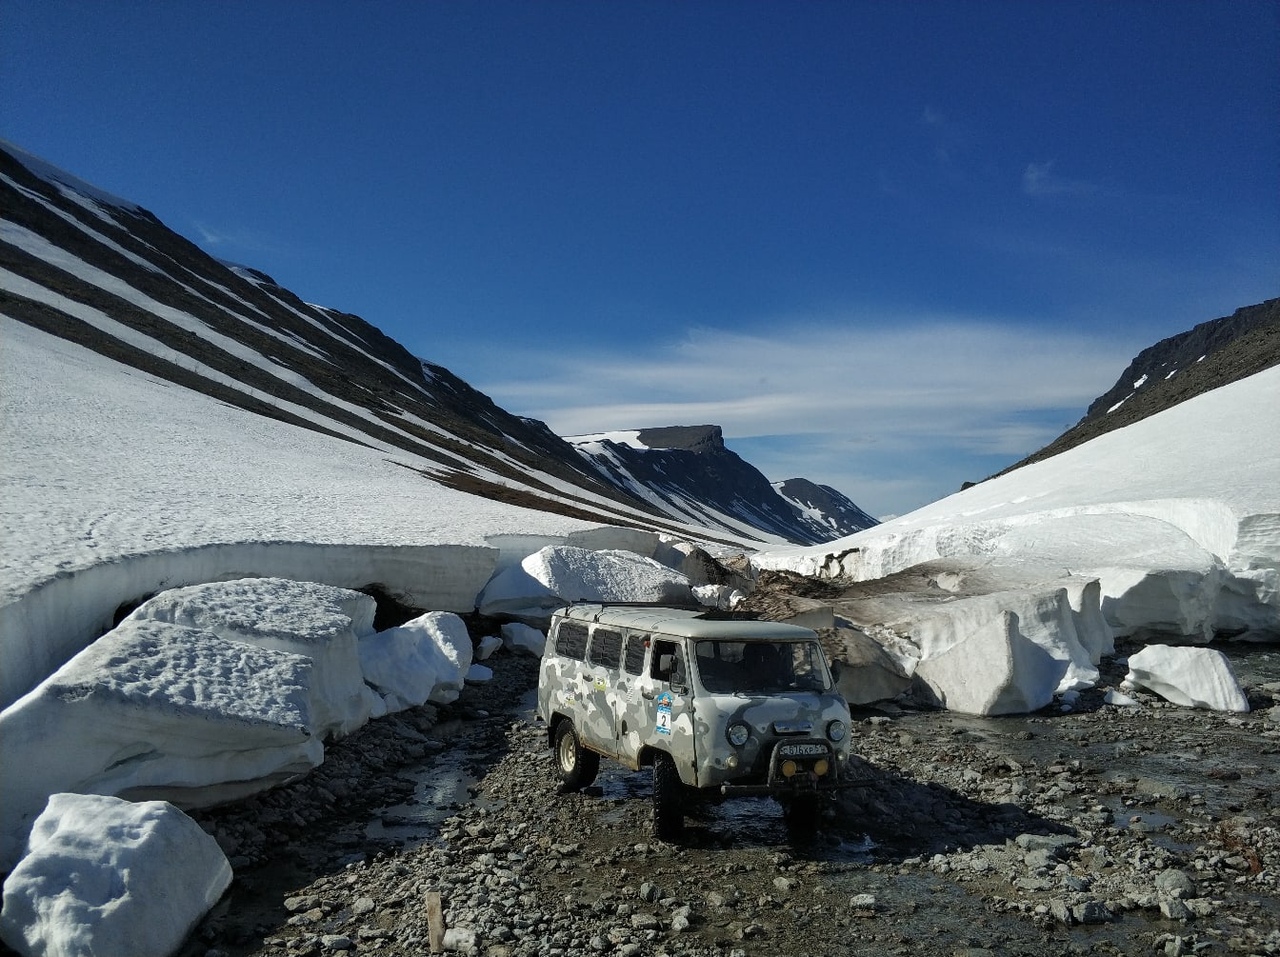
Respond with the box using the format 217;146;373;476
127;578;382;738
0;541;497;711
754;368;1280;643
0;793;231;957
1123;645;1250;712
0;619;322;871
478;545;695;622
357;611;474;711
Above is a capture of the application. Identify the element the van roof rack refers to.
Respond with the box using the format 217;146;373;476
559;600;761;621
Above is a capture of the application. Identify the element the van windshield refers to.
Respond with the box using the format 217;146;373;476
693;640;832;695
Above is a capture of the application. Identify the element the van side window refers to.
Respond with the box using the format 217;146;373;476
651;639;685;684
622;633;646;676
588;628;623;670
555;621;588;661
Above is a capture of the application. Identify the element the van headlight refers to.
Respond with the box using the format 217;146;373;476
826;719;847;743
726;723;750;747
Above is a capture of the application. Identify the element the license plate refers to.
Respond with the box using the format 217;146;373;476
778;742;828;758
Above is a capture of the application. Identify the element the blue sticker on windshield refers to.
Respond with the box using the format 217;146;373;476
655;692;673;735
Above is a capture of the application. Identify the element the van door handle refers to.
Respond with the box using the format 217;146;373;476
641;689;655;700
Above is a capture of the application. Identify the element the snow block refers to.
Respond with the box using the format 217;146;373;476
127;578;380;739
0;619;322;871
357;611;474;712
0;793;232;957
1123;644;1249;712
829;628;912;705
693;584;738;610
477;545;695;622
500;622;546;657
475;634;503;661
909;588;1099;716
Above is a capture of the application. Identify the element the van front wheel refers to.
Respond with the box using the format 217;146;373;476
652;753;684;841
554;721;599;791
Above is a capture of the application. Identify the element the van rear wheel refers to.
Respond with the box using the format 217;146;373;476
652;753;684;841
554;721;599;790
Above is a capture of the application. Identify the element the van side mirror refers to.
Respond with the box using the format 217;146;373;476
831;660;843;680
657;653;675;679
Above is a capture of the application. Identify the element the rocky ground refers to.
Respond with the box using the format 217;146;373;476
173;631;1280;957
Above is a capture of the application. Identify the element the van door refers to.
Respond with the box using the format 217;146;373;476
641;637;697;783
581;626;624;757
614;629;650;769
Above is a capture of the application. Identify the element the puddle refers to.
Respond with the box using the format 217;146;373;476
363;718;505;847
1103;797;1177;833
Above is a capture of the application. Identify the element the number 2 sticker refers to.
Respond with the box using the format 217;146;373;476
655;692;673;735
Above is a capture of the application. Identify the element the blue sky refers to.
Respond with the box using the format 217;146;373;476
4;1;1277;518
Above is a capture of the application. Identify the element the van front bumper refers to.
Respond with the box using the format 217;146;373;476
711;739;872;795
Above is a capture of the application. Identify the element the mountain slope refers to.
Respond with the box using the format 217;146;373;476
0;141;842;547
998;297;1280;476
565;426;874;545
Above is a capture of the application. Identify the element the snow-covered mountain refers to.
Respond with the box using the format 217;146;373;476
999;296;1280;476
566;425;877;545
0;140;870;549
771;477;879;539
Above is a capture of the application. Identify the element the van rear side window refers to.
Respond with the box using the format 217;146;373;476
623;634;646;675
555;621;588;660
588;628;623;669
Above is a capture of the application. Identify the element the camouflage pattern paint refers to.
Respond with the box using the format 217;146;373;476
537;604;854;795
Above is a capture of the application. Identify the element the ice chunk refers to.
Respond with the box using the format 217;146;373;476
478;545;694;621
828;628;913;705
908;588;1098;715
358;611;474;711
475;634;503;661
466;663;493;683
127;578;380;738
0;793;231;957
1123;644;1249;712
0;619;321;870
501;622;546;657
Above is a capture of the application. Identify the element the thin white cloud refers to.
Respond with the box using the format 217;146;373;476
1022;160;1100;197
470;313;1142;518
192;221;288;256
489;317;1133;444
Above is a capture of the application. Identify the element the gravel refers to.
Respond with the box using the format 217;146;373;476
177;640;1280;957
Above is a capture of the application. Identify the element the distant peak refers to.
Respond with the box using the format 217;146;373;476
634;425;724;453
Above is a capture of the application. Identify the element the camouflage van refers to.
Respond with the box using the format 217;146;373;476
536;603;856;838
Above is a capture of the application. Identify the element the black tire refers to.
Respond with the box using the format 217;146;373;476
783;793;822;838
652;753;684;841
554;721;599;791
